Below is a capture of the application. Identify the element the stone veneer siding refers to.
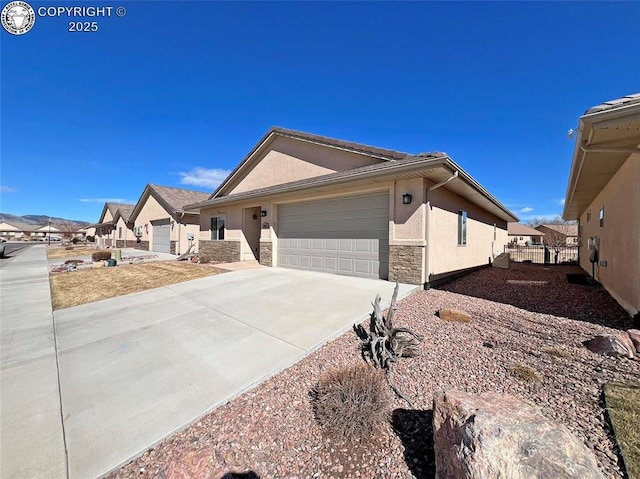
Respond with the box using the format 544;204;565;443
388;245;423;285
115;240;138;248
259;242;273;267
170;241;177;255
134;240;149;251
199;240;241;263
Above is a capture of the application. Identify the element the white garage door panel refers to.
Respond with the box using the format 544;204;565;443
152;220;171;253
277;193;389;279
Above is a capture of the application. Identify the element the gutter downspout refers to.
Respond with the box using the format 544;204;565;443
424;171;459;289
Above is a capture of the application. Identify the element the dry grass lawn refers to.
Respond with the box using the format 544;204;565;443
50;262;225;310
47;246;102;260
605;383;640;479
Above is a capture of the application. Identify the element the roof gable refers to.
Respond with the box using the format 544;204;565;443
212;127;410;198
98;202;135;224
129;184;209;223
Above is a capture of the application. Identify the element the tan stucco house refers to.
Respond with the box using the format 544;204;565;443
0;221;40;240
93;202;135;248
563;93;640;315
186;128;518;286
128;184;209;255
507;223;545;245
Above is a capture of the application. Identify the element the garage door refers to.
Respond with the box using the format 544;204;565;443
152;220;171;253
278;193;389;279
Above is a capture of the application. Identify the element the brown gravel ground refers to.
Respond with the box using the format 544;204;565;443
111;263;639;479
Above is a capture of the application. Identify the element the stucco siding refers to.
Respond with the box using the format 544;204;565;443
578;154;639;314
228;137;384;195
427;186;508;278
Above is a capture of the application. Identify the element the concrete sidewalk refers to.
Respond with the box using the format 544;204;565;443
0;245;67;478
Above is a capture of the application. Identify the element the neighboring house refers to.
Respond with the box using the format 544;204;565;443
507;223;545;245
112;204;136;248
535;224;579;246
34;224;62;239
185;127;518;286
563;93;640;316
128;184;209;255
93;202;136;248
0;221;40;240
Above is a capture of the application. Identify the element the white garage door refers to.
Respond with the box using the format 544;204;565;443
152;220;171;253
278;193;389;279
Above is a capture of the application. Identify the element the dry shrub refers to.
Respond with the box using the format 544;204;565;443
313;363;391;443
541;346;572;359
91;250;112;262
508;363;542;382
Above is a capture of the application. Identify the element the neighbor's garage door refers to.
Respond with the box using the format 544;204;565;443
152;219;171;253
277;193;389;279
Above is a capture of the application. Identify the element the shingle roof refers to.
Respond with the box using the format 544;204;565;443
507;223;544;236
106;202;135;217
0;220;41;231
537;224;578;236
271;127;411;161
585;93;640;115
148;184;210;213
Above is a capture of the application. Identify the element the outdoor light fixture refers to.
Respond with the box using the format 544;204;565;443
402;193;412;205
261;210;267;217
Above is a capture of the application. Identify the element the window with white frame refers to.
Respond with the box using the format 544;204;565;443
211;215;225;240
118;227;122;239
457;210;467;246
599;207;604;228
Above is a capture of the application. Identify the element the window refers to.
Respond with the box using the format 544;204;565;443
211;215;225;240
457;210;467;246
134;226;143;237
118;227;122;239
599;207;604;228
586;210;591;223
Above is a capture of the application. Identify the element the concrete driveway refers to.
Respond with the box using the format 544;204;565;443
1;246;417;479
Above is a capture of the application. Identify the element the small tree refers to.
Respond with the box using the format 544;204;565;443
353;283;423;406
526;216;577;263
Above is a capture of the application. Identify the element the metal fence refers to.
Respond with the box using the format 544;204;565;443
504;245;579;265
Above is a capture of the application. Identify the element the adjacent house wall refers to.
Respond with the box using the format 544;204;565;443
427;184;508;282
228;136;383;195
578;154;639;315
114;217;136;248
132;195;201;255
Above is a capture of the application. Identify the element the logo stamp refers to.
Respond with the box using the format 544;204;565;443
1;1;35;35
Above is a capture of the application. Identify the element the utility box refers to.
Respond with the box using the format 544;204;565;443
115;249;122;261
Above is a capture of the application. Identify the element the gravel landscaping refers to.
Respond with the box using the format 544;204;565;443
111;263;638;479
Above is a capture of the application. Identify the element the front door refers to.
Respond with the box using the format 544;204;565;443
243;206;261;261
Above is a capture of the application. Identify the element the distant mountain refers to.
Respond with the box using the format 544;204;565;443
0;213;91;230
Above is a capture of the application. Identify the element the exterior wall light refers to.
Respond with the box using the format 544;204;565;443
261;210;267;217
402;193;412;205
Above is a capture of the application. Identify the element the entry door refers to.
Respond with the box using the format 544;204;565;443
243;207;261;261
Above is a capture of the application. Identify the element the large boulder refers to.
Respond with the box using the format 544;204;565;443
432;389;604;479
627;329;640;353
584;332;635;359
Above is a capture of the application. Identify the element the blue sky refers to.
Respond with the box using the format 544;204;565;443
1;1;638;223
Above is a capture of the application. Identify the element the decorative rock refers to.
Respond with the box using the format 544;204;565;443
437;308;471;323
584;333;635;359
92;261;105;268
627;329;640;353
432;389;604;479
